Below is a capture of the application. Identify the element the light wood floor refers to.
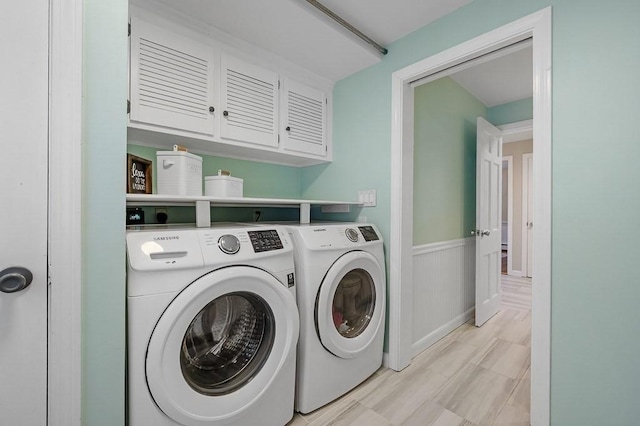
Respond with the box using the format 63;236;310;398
288;274;532;426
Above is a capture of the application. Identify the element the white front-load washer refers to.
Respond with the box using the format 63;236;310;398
285;222;386;413
126;224;299;426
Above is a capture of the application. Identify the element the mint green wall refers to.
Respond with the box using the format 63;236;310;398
127;145;302;199
82;0;128;424
487;97;533;125
413;77;486;245
302;0;640;423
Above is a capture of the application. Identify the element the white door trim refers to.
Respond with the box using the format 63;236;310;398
500;119;533;143
48;0;83;424
522;152;534;277
502;155;515;275
389;7;551;425
499;118;534;277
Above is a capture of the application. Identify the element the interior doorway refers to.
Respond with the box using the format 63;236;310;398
500;119;534;278
388;8;551;425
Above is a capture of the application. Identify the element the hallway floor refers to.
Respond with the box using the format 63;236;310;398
288;275;532;426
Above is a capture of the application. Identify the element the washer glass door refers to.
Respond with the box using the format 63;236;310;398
146;266;298;425
316;251;385;359
180;292;274;396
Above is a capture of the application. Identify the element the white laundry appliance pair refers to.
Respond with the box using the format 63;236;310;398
284;222;386;414
126;224;299;426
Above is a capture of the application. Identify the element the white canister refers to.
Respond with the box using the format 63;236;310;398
204;175;243;197
156;151;203;196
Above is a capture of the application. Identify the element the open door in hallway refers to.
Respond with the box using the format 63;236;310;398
475;117;503;326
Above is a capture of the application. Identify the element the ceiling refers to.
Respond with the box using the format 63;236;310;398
450;46;533;107
138;0;532;106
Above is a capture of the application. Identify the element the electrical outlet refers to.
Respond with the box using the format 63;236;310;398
155;207;168;224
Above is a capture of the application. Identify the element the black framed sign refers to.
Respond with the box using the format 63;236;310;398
127;154;153;194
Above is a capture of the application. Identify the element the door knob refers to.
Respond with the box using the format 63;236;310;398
0;267;33;293
471;229;479;236
481;230;491;236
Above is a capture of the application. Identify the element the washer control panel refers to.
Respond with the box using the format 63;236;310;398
248;229;284;252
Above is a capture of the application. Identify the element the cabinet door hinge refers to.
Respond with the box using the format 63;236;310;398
128;23;131;36
127;100;130;114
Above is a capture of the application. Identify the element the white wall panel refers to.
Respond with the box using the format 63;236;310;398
411;238;475;355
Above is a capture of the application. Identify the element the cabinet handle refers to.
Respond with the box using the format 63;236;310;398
285;126;291;131
209;106;215;113
223;110;229;117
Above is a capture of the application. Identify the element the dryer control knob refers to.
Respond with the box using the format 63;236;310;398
218;234;240;254
345;228;359;242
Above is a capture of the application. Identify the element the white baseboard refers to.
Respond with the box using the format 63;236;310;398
411;308;475;356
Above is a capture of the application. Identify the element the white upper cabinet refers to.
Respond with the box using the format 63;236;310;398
129;17;216;136
128;12;332;166
220;54;278;148
281;78;327;157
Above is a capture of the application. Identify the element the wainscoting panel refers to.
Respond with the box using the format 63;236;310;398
412;237;476;356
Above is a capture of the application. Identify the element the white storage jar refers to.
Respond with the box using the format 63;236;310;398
156;151;203;196
204;175;243;197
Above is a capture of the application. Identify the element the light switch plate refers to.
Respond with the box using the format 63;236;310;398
358;190;377;207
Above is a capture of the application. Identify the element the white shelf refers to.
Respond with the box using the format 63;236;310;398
126;194;361;226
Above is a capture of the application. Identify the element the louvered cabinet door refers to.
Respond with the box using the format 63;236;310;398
220;54;278;147
281;79;327;157
130;17;215;135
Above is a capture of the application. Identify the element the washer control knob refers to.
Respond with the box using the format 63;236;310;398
345;228;359;242
218;234;240;255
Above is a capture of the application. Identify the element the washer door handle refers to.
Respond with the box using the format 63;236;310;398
0;267;33;293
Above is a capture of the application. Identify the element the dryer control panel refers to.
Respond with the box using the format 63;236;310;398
358;226;379;242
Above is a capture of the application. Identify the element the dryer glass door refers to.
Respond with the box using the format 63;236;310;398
316;251;385;359
331;269;375;338
180;292;274;396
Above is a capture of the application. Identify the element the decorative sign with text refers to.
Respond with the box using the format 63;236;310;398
127;154;153;194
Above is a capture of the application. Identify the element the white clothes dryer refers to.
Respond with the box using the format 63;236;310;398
126;224;299;426
285;223;386;413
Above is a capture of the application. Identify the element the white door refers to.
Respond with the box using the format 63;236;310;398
0;0;49;424
475;117;503;326
522;153;534;277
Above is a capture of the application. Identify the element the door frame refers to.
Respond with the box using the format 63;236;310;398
49;0;83;424
500;118;534;277
388;7;551;425
502;155;514;275
522;152;534;277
